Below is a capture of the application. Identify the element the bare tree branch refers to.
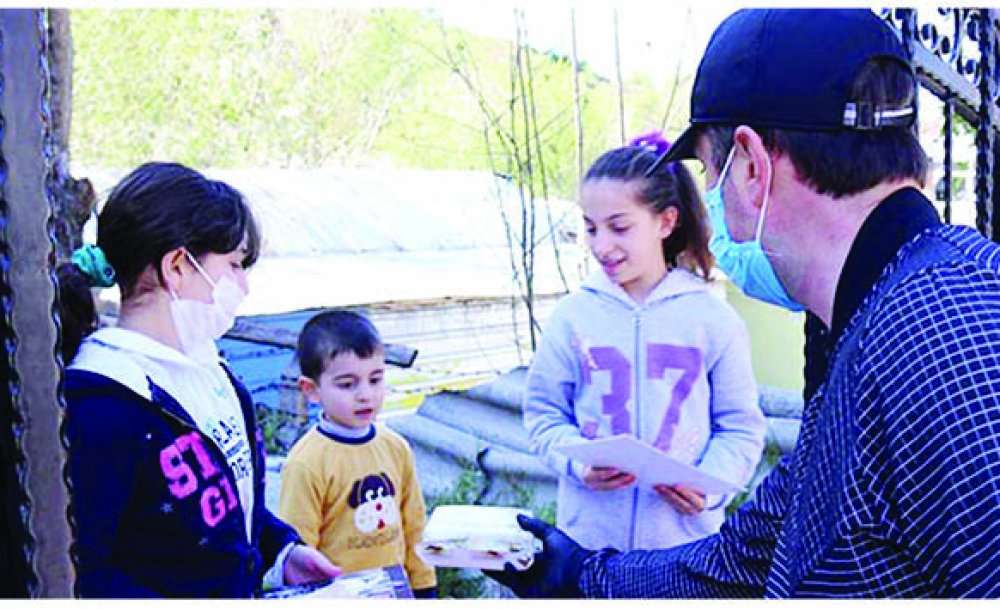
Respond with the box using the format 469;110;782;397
390;11;560;350
570;6;584;184
659;7;692;131
522;10;570;294
483;124;526;364
613;7;626;144
48;9;96;261
514;10;540;348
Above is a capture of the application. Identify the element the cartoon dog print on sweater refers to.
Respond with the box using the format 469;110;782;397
348;472;400;533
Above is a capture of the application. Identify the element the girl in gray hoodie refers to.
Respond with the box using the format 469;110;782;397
523;133;766;552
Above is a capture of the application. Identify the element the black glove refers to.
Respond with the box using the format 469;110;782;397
483;514;593;598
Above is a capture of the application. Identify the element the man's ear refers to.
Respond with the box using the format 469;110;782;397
298;375;321;404
159;247;188;296
732;125;772;211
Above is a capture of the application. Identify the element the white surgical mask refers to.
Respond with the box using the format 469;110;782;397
169;252;246;365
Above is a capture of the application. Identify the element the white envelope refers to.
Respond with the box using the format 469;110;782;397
555;434;742;495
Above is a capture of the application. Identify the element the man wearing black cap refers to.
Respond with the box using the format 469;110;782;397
487;8;1000;598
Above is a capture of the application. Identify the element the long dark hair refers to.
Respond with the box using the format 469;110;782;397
58;162;261;362
56;262;98;364
584;132;713;280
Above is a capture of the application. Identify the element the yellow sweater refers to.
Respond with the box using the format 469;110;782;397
278;424;436;590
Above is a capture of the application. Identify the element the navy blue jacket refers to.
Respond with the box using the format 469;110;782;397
65;365;300;598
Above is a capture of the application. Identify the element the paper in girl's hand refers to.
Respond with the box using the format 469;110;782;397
555;434;742;495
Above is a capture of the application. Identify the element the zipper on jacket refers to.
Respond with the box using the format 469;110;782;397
628;307;642;551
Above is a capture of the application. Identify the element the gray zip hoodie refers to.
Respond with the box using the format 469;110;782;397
523;268;765;551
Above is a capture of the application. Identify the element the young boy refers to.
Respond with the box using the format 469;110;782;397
278;310;436;597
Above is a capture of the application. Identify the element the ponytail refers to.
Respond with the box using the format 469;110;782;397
56;262;98;364
55;161;261;363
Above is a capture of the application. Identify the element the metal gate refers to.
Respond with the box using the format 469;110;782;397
1;6;1000;598
0;9;75;598
883;8;1000;238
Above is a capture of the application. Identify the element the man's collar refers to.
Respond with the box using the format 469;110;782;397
831;186;941;340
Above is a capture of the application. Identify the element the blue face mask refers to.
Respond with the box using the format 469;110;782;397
705;147;804;312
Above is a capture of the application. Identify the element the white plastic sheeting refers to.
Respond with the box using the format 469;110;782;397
80;168;584;315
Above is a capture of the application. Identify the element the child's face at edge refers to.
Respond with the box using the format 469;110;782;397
300;349;386;429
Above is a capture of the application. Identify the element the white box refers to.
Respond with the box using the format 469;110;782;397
416;505;542;571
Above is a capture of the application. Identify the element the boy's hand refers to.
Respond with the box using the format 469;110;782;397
483;514;592;598
283;544;341;585
582;465;636;491
654;484;706;515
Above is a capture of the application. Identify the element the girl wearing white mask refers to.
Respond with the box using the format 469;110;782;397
58;162;339;597
523;133;766;552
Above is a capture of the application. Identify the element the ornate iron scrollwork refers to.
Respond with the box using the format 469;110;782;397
0;9;35;598
883;8;1000;241
0;8;74;597
974;9;996;239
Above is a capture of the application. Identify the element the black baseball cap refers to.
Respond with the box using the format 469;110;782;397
655;9;915;168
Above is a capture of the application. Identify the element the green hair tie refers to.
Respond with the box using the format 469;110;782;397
71;244;116;288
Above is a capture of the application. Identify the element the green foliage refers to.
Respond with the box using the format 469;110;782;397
72;8;389;168
255;403;301;455
625;70;693;137
70;8;688;200
726;441;783;517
